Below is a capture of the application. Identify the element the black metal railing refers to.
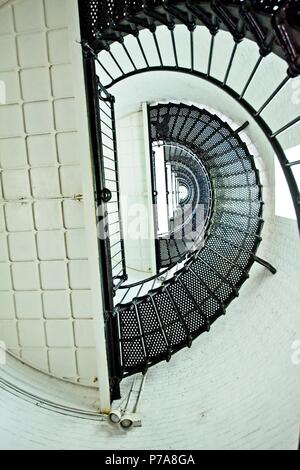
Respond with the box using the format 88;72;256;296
97;84;128;291
81;43;128;399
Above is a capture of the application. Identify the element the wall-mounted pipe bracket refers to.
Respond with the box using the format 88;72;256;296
253;255;277;275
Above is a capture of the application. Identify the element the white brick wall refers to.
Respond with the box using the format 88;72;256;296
0;0;101;386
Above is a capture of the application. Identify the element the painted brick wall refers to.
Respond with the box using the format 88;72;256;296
0;0;99;386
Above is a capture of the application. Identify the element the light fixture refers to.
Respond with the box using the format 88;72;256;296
120;414;134;430
109;374;147;430
109;408;122;424
108;377;136;425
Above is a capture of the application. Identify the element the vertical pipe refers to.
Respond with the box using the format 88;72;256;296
207;34;215;77
190;30;194;72
170;29;179;68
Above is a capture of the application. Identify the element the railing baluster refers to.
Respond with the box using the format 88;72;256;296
271;115;300;138
104;154;116;162
99;107;112;120
239;56;263;100
136;283;145;299
152;30;164;67
190;30;194;72
102;142;115;152
121;41;137;70
111;97;127;284
102;130;114;141
120;288;130;305
101;120;113;132
101;98;112;111
111;249;122;259
167;239;172;265
173;237;181;259
111;230;121;238
98;61;114;81
170;29;179;68
136;35;150;68
207;34;215;77
112;258;124;271
108;49;125;75
223;42;238;86
115;268;125;278
286;160;300;167
256;76;290;116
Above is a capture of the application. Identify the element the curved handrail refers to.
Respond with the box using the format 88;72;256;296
78;0;298;384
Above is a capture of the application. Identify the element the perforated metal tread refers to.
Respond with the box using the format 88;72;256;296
115;102;262;376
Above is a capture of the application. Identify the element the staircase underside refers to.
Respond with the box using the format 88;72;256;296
116;103;263;377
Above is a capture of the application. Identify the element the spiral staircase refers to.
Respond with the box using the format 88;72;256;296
0;0;299;450
113;103;262;378
78;0;300;400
